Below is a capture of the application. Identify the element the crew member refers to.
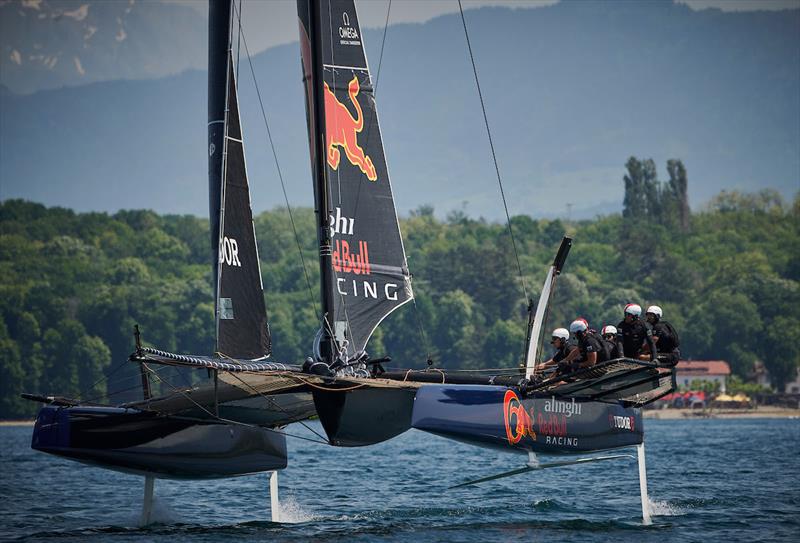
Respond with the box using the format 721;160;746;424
616;303;657;361
567;318;605;369
600;325;622;359
536;328;575;375
645;305;680;366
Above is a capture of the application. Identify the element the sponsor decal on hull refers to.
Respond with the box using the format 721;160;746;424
544;395;582;418
609;414;635;431
503;391;581;448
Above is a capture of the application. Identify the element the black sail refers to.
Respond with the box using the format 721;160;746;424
209;0;270;360
298;0;412;358
217;60;270;359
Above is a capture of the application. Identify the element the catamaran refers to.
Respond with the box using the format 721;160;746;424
25;0;677;526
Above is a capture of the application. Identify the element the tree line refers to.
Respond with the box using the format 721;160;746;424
1;159;798;418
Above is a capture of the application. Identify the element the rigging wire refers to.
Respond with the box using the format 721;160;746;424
232;1;320;321
457;0;530;306
373;0;392;99
235;0;243;82
411;292;433;366
75;357;131;403
380;1;435;367
225;371;329;444
144;365;329;445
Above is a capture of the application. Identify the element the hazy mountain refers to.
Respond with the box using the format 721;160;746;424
1;1;798;220
0;0;206;94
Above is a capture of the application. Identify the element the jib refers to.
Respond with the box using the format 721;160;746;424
219;236;241;267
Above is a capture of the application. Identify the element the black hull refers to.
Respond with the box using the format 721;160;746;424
32;405;286;479
412;385;643;455
312;385;416;447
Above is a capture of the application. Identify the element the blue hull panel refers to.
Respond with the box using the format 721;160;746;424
411;385;643;455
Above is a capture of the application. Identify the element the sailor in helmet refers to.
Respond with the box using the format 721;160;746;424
600;325;623;360
645;305;680;366
617;303;657;361
536;327;576;375
567;318;604;369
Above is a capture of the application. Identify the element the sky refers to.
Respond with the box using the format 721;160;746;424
2;0;797;218
171;0;800;57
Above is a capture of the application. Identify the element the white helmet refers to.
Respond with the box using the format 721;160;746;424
569;319;588;334
624;303;642;317
646;305;662;318
601;325;617;336
551;328;570;341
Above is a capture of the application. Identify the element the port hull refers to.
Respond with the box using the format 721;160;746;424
31;405;287;479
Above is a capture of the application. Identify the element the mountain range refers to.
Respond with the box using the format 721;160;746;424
0;0;206;94
1;0;798;220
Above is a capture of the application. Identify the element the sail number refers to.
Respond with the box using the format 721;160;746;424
219;236;242;267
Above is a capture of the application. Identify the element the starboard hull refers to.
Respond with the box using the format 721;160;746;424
411;385;643;455
31;405;287;479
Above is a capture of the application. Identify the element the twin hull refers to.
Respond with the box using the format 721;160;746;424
31;383;643;478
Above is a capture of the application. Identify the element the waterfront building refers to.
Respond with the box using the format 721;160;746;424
675;360;731;393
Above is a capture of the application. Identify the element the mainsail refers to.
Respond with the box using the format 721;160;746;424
209;0;270;360
298;0;412;359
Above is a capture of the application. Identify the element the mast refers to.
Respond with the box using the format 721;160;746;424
302;0;336;364
524;236;571;378
209;0;231;353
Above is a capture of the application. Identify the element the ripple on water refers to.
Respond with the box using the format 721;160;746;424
3;419;800;542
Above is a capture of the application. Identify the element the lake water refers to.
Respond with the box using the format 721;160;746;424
1;418;799;542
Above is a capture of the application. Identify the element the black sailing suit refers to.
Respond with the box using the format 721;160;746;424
616;317;657;361
552;342;577;375
651;319;680;366
601;336;622;360
576;332;604;367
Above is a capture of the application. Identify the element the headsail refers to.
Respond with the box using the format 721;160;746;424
209;0;270;360
298;0;412;359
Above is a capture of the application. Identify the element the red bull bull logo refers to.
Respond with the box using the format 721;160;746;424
324;76;377;181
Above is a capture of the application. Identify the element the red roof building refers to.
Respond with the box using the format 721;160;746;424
675;360;731;393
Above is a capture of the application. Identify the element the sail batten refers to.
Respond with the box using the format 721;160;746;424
299;0;412;359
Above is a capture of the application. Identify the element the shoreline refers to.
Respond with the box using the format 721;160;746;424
644;406;800;419
3;407;800;427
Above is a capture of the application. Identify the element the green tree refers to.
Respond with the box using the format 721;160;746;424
0;338;28;417
482;319;526;370
71;335;112;400
433;290;480;369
